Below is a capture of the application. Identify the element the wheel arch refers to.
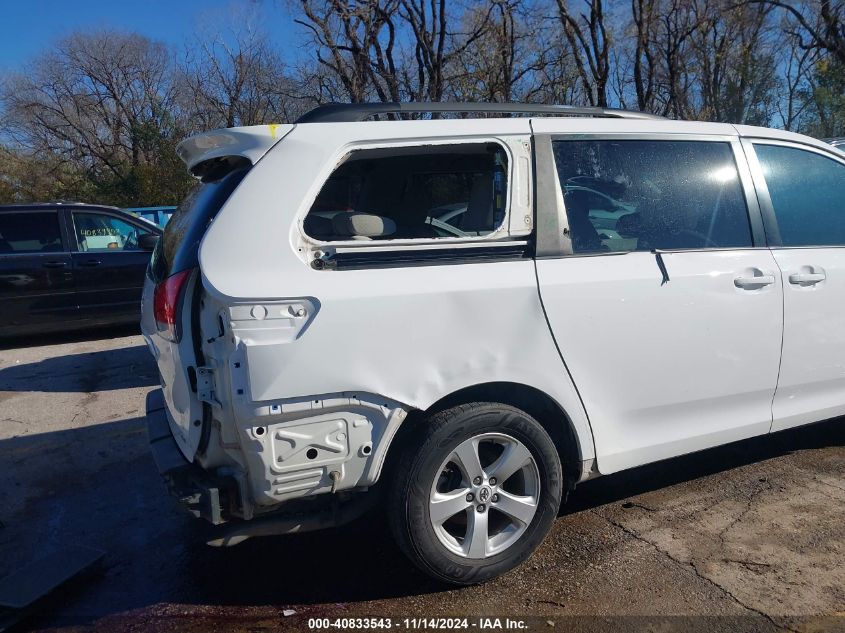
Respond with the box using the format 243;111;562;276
386;381;588;490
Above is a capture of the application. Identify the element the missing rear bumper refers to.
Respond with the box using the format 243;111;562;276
146;389;230;525
146;389;382;544
205;488;381;547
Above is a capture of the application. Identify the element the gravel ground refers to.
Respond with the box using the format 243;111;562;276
0;330;843;633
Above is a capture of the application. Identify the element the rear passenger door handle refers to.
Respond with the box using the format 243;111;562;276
734;275;775;289
788;272;826;285
42;261;67;268
78;259;102;267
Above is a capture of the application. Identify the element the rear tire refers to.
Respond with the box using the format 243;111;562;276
387;402;563;585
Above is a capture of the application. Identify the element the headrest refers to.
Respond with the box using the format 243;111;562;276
615;213;641;237
332;212;397;238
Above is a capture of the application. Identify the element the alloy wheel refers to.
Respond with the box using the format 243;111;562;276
428;432;540;559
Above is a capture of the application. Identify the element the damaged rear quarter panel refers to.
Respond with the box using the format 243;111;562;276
240;262;562;410
197;120;595;479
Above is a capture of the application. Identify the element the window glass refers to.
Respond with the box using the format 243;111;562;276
552;140;752;253
304;143;508;241
0;212;63;254
73;213;150;252
754;144;845;246
150;168;248;283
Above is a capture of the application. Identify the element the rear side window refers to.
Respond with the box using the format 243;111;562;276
150;167;249;282
303;143;508;241
552;140;752;254
0;212;63;254
754;144;845;246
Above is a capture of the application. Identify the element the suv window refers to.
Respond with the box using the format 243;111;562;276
552;140;752;254
304;143;508;241
73;212;151;252
150;167;249;283
754;144;845;246
0;211;63;254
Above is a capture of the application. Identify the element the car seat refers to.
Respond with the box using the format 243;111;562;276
563;189;605;252
331;212;397;240
460;173;494;234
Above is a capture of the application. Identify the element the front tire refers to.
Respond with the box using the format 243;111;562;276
388;402;563;585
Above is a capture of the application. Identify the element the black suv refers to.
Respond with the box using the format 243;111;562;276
0;203;161;336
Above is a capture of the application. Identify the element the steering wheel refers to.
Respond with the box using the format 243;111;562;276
675;229;719;248
426;216;470;238
124;228;139;250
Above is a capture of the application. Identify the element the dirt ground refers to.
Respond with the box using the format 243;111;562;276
0;329;843;633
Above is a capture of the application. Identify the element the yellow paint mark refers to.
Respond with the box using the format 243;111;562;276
268;123;279;139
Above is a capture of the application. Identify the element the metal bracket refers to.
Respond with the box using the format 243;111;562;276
196;366;216;404
311;254;337;271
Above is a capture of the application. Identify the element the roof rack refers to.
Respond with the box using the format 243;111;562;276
295;102;664;123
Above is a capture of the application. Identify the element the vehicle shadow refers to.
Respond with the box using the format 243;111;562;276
0;414;443;630
563;417;845;515
2;414;842;629
185;417;845;610
0;324;141;351
0;344;157;393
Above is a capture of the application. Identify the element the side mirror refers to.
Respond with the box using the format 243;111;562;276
139;233;160;251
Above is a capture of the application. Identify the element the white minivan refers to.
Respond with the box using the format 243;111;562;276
142;102;845;584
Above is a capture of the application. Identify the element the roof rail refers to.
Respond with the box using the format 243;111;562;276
295;102;664;123
0;201;118;209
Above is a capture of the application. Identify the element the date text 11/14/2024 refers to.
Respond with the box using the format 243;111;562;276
307;617;529;630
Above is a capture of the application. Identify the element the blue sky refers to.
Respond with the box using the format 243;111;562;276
0;0;303;71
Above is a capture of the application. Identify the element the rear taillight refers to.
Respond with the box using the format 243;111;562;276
153;268;194;342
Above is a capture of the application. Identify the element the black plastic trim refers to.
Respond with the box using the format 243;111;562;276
320;244;529;270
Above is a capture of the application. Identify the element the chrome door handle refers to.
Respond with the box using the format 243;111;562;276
79;259;102;267
734;275;775;289
788;272;826;285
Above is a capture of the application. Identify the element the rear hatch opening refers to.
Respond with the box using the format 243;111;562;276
144;149;283;460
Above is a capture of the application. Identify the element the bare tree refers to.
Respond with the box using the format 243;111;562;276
398;0;495;102
690;0;778;123
744;0;845;65
553;0;612;106
630;0;660;111
617;0;699;117
295;0;402;103
5;0;845;206
445;1;546;103
777;35;816;130
179;22;302;128
0;30;190;204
